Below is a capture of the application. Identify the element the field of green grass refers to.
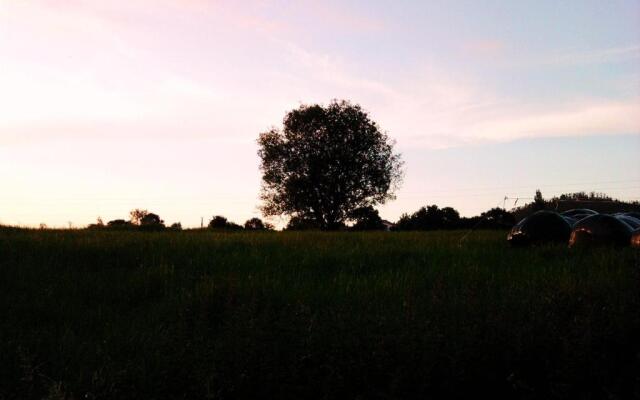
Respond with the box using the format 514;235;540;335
1;229;639;399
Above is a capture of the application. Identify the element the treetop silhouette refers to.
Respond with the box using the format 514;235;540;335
258;100;403;230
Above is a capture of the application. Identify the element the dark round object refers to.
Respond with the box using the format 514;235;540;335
561;209;598;217
507;211;573;246
569;214;633;247
631;229;640;248
615;215;640;229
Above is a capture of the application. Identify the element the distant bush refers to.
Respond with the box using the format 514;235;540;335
244;218;273;231
87;217;105;230
393;205;515;231
394;205;460;231
209;216;242;230
106;219;135;230
349;206;386;230
285;215;323;230
139;213;165;231
476;207;516;229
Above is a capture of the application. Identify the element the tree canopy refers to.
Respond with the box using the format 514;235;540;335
258;100;403;230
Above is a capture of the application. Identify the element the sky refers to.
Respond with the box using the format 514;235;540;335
1;0;639;228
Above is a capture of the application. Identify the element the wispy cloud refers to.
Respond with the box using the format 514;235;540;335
1;1;638;151
462;99;640;142
527;44;640;67
463;39;506;56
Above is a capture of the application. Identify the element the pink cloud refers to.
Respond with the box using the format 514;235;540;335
296;1;386;33
464;39;506;56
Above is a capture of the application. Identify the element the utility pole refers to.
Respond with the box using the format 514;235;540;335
201;217;203;229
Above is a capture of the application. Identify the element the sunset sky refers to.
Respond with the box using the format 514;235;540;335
1;0;639;228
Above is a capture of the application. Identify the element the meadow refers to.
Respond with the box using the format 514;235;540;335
1;228;638;399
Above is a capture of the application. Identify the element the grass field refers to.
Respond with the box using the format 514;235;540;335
1;229;639;399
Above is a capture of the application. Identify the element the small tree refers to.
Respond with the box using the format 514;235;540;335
258;100;403;230
106;219;134;229
139;213;165;230
244;217;273;230
533;190;545;211
209;216;229;229
209;216;243;230
129;209;149;225
87;217;105;230
393;205;460;230
479;208;516;228
140;213;163;225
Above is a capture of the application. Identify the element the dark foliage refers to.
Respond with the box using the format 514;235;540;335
349;206;386;230
129;209;149;225
104;208;165;231
96;211;165;231
394;205;460;231
393;206;516;231
139;213;165;231
477;207;517;229
87;217;105;230
285;215;324;231
209;216;242;230
559;191;614;201
209;216;229;228
244;218;273;231
533;189;545;211
258;100;403;230
106;219;135;229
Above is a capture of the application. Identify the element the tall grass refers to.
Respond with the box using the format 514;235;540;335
1;229;638;399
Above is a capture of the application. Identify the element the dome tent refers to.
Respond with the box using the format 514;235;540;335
623;211;640;220
507;210;572;246
562;209;598;224
615;214;640;229
562;209;598;217
568;214;633;247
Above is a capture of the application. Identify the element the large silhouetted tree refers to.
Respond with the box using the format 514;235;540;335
258;100;403;229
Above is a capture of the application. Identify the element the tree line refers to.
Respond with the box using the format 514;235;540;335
86;205;515;232
88;209;274;232
84;188;639;232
